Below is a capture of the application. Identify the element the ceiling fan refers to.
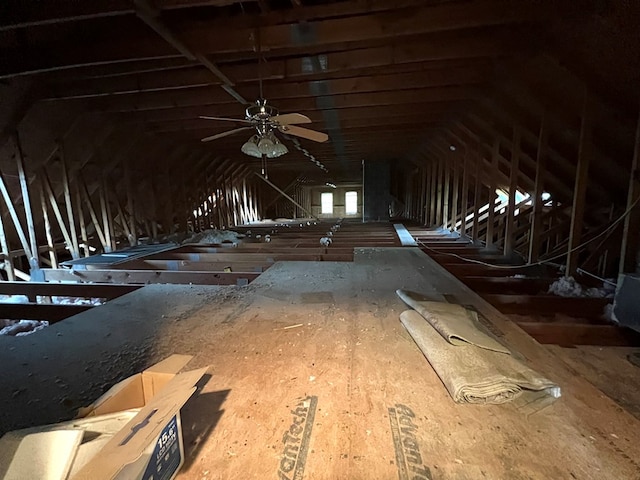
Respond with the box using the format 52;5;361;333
199;99;328;158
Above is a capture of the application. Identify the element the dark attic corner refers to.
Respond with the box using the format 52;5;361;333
0;0;639;478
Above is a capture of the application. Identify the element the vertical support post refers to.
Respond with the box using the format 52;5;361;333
566;92;592;276
180;168;190;232
429;161;437;225
619;105;640;274
114;195;132;239
150;177;159;239
472;148;482;242
41;171;74;252
60;143;80;259
419;165;427;225
0;213;15;280
528;113;548;263
460;147;469;237
14;131;40;271
205;170;213;229
163;157;174;233
99;177;113;252
451;156;460;232
443;161;450;230
424;162;431;225
504;126;521;256
486;138;499;248
79;175;107;250
435;157;443;226
124;161;138;245
75;180;89;257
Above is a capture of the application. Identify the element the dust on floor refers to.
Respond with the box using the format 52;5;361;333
1;248;639;479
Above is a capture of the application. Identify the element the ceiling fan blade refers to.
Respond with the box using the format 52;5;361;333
270;113;312;125
279;125;328;143
201;126;254;142
199;116;254;124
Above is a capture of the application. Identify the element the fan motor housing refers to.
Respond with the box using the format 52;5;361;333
245;99;278;121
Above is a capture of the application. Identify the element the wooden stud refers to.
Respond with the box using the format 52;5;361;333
0;171;33;260
472;147;482;242
38;180;58;268
566;91;592;276
41;172;74;253
460;147;469;236
528;112;548;263
435;157;443;225
619;105;640;275
0;210;15;280
429;161;437;225
124;161;138;245
74;180;90;258
150;177;160;239
114;194;132;239
99;176;114;252
503;126;521;255
79;174;108;249
443;161;450;230
450;154;460;232
60;143;80;259
486;138;499;248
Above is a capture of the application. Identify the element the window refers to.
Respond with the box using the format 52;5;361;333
345;191;358;214
321;192;333;214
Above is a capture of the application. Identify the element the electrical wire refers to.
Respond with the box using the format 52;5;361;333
576;267;617;287
416;194;640;274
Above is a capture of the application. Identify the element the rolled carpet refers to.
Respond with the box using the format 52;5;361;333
400;310;560;405
397;289;510;354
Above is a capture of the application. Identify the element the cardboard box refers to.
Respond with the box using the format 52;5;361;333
0;354;208;480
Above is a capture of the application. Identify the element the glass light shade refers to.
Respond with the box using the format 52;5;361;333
241;136;262;158
257;137;275;155
269;142;288;158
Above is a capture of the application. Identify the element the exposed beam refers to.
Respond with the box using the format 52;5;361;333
134;0;245;104
0;3;537;77
43;64;488;101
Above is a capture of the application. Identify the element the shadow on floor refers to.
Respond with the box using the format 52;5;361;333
180;375;229;469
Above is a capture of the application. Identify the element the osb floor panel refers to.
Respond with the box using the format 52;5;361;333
1;248;640;479
545;345;640;421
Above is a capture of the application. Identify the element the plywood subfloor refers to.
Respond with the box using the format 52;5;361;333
1;248;640;479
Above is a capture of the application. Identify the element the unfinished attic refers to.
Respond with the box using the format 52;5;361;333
1;0;640;478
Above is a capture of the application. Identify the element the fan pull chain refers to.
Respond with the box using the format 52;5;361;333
261;154;268;179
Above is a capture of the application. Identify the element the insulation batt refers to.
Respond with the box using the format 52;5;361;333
548;276;613;298
320;237;332;247
0;320;49;336
182;229;243;245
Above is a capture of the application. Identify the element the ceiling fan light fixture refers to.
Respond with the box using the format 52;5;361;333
270;142;288;158
266;135;288;158
257;136;275;155
241;135;262;158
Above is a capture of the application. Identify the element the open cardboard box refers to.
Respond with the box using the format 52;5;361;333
0;354;208;480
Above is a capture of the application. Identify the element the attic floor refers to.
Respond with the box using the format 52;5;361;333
1;248;640;479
